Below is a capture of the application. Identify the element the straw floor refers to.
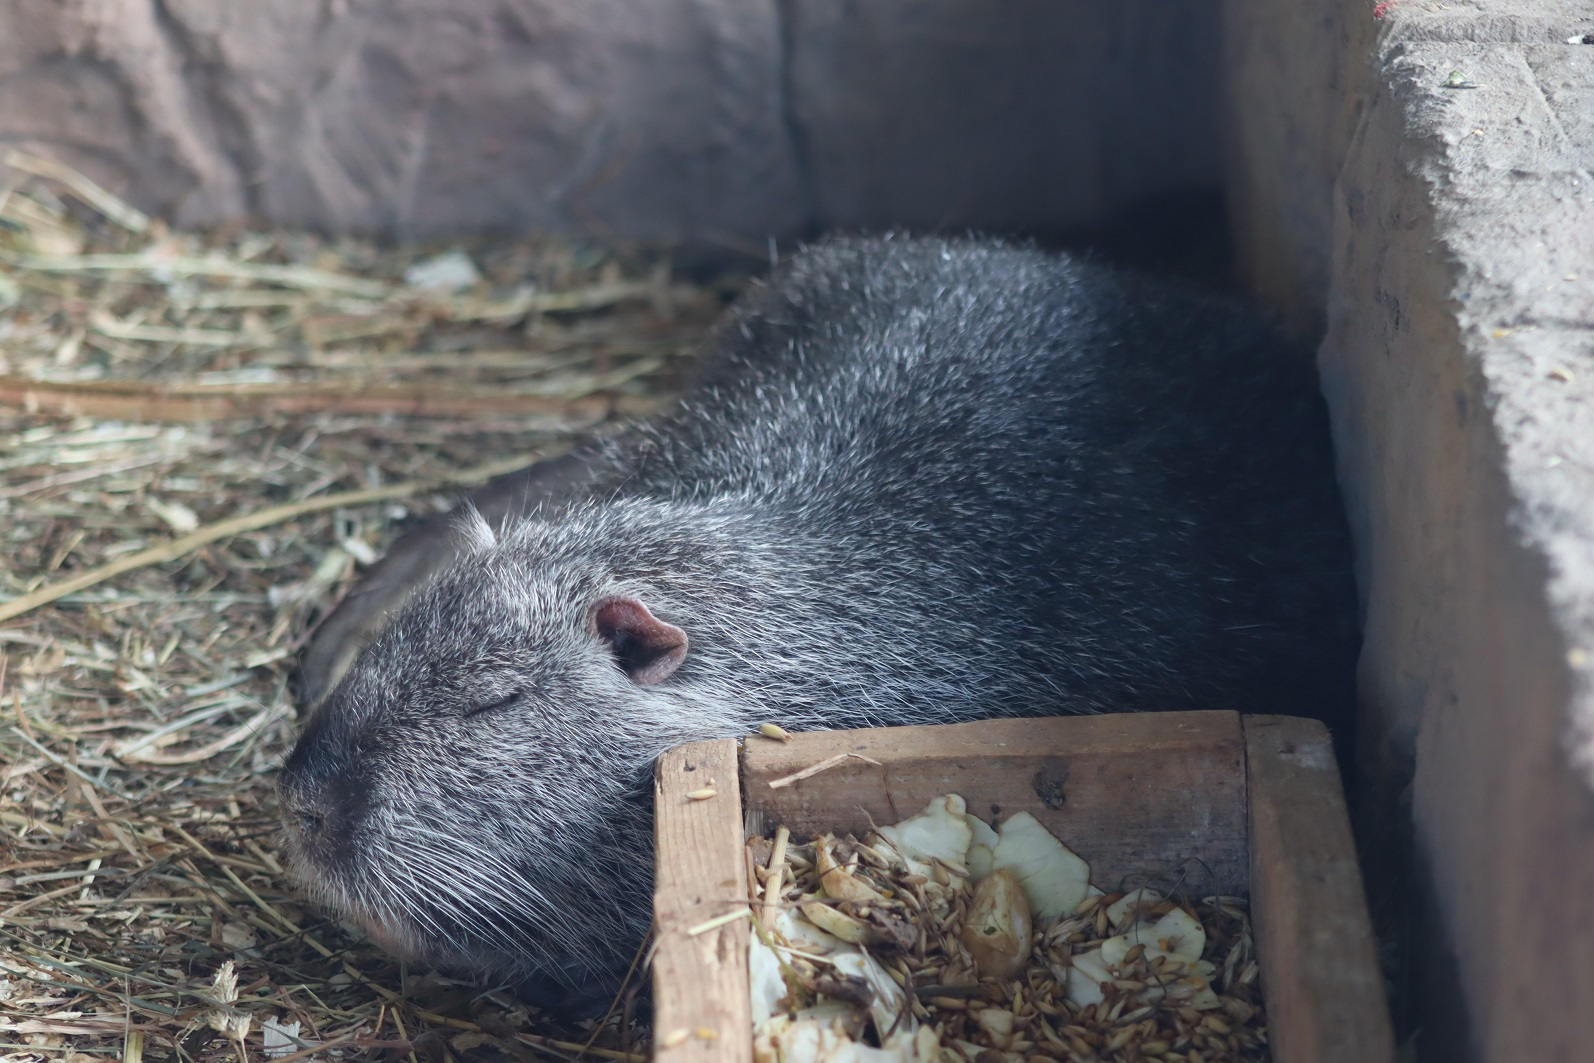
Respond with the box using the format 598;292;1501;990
0;153;730;1063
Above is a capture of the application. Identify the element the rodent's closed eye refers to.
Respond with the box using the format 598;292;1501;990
464;690;523;717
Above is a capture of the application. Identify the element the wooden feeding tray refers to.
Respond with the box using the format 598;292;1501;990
651;711;1394;1063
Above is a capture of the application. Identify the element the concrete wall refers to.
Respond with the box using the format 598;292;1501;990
1225;1;1594;1059
0;0;1222;247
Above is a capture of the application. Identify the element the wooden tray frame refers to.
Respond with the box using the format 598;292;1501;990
651;711;1393;1063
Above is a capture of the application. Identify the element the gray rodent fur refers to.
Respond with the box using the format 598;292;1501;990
278;235;1359;1009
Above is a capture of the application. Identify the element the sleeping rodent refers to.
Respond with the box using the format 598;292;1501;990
278;235;1359;1010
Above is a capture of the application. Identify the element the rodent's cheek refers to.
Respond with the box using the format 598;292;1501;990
354;911;413;958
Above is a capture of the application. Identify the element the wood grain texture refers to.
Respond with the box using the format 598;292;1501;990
741;711;1249;896
652;738;751;1062
1245;715;1395;1063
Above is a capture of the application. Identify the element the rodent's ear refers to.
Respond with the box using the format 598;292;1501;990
450;503;497;555
587;596;689;684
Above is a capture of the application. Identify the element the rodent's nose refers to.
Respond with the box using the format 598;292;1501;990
282;798;326;841
277;770;333;841
277;732;360;848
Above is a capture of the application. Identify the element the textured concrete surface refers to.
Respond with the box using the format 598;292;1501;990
0;0;1223;245
1221;0;1376;338
0;0;802;243
1228;0;1594;1058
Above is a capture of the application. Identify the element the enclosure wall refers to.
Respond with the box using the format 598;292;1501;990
1225;2;1594;1059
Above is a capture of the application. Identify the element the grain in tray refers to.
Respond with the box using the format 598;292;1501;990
750;795;1269;1063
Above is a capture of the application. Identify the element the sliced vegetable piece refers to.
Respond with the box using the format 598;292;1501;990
1100;907;1206;968
750;935;793;1024
874;794;972;877
988;812;1090;920
1064;947;1112;1008
831;948;914;1041
1105;887;1162;930
964;815;999;880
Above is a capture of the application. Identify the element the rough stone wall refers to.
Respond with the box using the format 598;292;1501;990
0;0;1222;246
1220;1;1377;339
1226;1;1594;1058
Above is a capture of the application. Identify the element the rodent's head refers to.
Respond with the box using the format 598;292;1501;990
277;507;716;1003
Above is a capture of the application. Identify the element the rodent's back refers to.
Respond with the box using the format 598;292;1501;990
599;237;1356;721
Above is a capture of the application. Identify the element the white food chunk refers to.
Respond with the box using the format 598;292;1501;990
987;812;1091;921
964;815;999;880
750;935;792;1024
1105;887;1162;930
1147;907;1206;963
830;949;914;1041
875;795;972;877
976;1007;1015;1049
1063;947;1113;1008
758;1015;931;1063
793;1001;861;1025
1100;907;1206;968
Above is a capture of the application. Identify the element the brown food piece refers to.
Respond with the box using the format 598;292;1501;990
959;869;1032;980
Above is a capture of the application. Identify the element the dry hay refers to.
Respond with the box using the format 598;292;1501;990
0;153;735;1063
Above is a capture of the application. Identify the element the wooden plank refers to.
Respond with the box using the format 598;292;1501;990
652;739;751;1062
1245;715;1395;1063
741;711;1249;896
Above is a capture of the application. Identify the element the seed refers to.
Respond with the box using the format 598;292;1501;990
758;722;794;741
1105;1027;1136;1052
684;788;717;801
659;1029;690;1048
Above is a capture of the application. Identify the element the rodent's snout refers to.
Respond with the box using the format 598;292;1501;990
276;725;365;861
277;777;329;842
